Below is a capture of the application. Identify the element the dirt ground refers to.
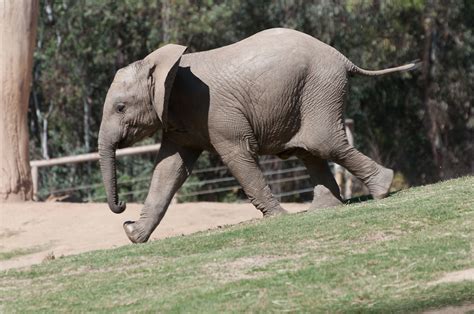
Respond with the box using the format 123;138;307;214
0;201;306;270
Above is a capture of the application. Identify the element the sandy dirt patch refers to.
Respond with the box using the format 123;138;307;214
0;201;306;270
429;268;474;286
423;303;474;314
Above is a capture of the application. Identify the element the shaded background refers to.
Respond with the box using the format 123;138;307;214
29;0;473;202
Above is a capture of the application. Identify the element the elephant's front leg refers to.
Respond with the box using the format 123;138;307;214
216;143;287;217
124;139;201;243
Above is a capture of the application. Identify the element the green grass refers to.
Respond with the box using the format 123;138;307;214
0;246;46;261
1;177;473;313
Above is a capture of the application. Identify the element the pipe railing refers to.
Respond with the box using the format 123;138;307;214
30;144;161;200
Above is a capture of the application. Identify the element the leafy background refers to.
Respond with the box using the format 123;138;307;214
30;0;473;202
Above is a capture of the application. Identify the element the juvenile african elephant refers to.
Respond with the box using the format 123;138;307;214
99;28;418;243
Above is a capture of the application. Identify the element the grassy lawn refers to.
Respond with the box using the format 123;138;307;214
1;176;473;312
0;246;46;261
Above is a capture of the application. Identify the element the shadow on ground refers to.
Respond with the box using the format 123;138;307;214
344;190;401;205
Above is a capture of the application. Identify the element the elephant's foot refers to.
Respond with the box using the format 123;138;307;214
123;221;151;243
367;167;394;200
309;185;343;210
262;206;288;218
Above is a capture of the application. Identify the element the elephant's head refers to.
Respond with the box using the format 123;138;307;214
98;44;187;214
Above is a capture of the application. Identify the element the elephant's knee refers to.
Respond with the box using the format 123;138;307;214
328;143;353;162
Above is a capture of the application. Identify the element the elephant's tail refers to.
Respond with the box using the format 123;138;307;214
347;60;421;76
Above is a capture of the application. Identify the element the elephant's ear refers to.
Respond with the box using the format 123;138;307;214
145;44;188;131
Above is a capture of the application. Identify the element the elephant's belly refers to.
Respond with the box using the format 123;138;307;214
251;112;303;156
257;133;304;157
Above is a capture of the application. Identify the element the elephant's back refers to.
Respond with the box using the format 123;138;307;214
181;28;347;85
188;29;307;61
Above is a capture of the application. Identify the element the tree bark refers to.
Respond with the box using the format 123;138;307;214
421;7;443;180
0;0;39;201
161;0;172;43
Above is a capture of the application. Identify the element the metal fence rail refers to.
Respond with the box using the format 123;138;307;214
30;144;161;200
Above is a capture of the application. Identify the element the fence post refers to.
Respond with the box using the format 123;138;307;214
334;119;354;200
31;165;38;201
343;119;354;199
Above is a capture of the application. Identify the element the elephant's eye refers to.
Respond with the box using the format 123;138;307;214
115;103;126;114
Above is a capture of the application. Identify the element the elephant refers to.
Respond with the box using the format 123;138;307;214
98;28;419;243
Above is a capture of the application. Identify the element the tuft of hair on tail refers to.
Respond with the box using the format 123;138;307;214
407;59;422;71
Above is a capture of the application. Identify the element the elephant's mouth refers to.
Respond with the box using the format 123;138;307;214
117;129;154;149
117;137;138;149
118;131;142;148
117;139;129;149
117;125;134;149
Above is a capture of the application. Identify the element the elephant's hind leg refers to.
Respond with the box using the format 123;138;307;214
298;152;343;210
215;144;287;217
330;141;394;199
303;118;393;200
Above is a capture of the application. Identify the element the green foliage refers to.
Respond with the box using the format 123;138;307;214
30;0;473;201
1;177;473;311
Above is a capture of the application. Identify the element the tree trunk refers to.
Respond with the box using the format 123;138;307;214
421;6;443;180
0;0;39;202
161;0;171;43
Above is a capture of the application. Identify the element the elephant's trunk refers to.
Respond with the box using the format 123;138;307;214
99;140;126;214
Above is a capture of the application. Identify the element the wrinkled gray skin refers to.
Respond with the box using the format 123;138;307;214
99;28;418;243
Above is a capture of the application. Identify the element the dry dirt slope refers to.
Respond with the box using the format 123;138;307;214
0;201;305;270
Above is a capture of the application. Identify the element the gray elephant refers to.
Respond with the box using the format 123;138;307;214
99;28;418;243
